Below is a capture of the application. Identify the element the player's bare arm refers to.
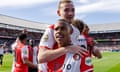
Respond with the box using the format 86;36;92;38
23;58;38;69
38;46;67;63
38;45;88;63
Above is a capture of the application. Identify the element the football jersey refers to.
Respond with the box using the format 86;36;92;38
39;24;55;49
77;34;93;72
38;24;81;72
14;43;29;72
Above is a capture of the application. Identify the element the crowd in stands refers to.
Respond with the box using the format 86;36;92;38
89;32;120;52
95;45;120;52
0;28;43;39
0;27;43;53
90;32;120;39
0;27;120;53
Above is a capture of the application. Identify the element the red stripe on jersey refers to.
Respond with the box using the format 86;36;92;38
47;43;65;72
48;24;54;30
14;43;28;72
28;45;33;62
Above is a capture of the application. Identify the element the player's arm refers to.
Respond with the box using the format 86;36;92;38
38;46;67;63
38;26;88;63
23;58;38;68
21;46;37;68
87;37;102;59
38;45;88;63
38;26;64;63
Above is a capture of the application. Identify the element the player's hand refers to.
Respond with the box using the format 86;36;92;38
65;45;88;57
33;64;38;69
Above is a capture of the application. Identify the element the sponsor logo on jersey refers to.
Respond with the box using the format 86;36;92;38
85;57;92;66
42;34;48;42
73;53;80;60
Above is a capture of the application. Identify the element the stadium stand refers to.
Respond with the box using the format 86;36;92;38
89;23;120;52
0;14;120;52
0;14;49;53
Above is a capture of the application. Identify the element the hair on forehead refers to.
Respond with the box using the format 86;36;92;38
58;0;73;9
56;19;71;33
59;0;72;3
55;19;69;28
57;19;69;26
18;33;27;41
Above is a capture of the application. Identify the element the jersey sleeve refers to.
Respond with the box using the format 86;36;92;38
21;45;28;59
39;25;55;49
11;42;17;50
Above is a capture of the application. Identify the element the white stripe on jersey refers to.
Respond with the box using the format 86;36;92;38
39;27;55;49
38;63;48;72
62;53;81;72
21;45;28;58
33;46;38;64
70;24;80;45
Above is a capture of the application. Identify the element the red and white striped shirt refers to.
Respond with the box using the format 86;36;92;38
38;24;81;72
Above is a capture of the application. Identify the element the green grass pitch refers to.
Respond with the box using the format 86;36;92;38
0;52;120;72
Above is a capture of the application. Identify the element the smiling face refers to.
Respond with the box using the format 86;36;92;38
57;0;75;24
54;19;71;47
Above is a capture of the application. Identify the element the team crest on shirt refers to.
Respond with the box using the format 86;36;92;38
85;57;92;66
73;53;80;60
42;34;48;42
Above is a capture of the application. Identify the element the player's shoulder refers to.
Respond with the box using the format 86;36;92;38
48;24;55;30
21;45;28;50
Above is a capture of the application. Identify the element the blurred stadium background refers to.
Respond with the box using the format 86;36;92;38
0;14;48;53
0;14;120;72
0;14;120;53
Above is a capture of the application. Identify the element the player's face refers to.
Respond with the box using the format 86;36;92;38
87;37;94;46
85;25;89;34
54;22;70;46
58;2;75;24
83;25;89;34
22;38;27;44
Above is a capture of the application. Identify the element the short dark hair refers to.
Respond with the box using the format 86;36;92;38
18;33;27;41
57;19;71;33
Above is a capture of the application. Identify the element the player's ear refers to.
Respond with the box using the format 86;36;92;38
57;10;60;16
